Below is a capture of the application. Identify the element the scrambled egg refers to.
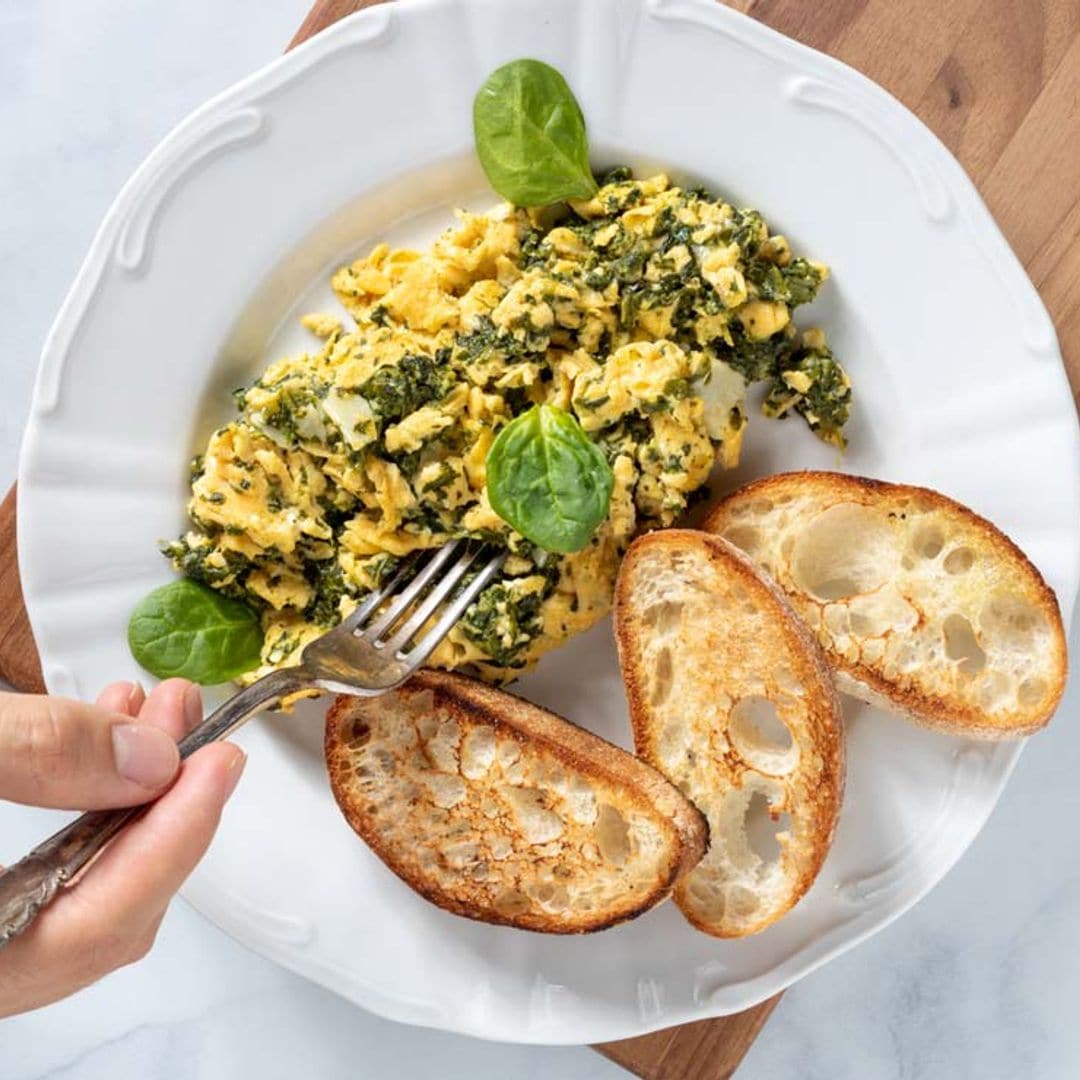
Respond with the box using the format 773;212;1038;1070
166;170;850;682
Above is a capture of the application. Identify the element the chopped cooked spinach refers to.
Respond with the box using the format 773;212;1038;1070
360;353;449;422
305;559;356;628
458;581;547;667
763;339;852;448
744;256;824;307
160;536;254;604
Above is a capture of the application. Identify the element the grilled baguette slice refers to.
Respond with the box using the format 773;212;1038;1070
614;530;845;938
703;472;1067;738
325;670;707;933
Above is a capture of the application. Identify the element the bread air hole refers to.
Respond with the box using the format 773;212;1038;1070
942;614;986;675
686;878;724;919
773;666;805;698
977;671;1011;709
460;725;497;779
492;888;532;918
744;791;790;867
421;772;466;809
791;504;896;601
943;546;975;574
980;595;1045;646
912;522;945;560
727;884;762;918
501;786;565;844
722;524;763;555
641;600;683;636
529;881;570;912
729;695;799;775
348;720;371;748
1017;677;1047;708
407;690;436;718
650;646;674;706
595;803;631;867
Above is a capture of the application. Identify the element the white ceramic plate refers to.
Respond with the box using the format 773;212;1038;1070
18;0;1080;1045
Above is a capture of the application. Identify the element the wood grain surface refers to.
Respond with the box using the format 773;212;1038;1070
4;1;1079;1077
0;490;43;694
747;0;1080;410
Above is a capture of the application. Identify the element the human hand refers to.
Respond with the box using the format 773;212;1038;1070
0;679;244;1018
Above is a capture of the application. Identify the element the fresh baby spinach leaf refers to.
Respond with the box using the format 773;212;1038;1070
487;404;613;553
128;578;263;685
473;59;598;207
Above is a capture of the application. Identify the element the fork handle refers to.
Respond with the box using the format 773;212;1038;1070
175;669;302;760
0;668;302;949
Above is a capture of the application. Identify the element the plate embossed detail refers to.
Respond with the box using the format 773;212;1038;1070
17;0;1080;1045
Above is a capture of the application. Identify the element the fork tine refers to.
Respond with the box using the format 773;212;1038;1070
404;549;506;668
335;554;423;634
359;538;466;642
380;543;488;654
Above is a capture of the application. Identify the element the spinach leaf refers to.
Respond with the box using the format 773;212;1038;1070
128;578;263;684
473;59;598;207
486;404;613;553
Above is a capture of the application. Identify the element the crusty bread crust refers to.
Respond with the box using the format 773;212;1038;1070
614;530;845;938
325;670;707;933
703;471;1068;738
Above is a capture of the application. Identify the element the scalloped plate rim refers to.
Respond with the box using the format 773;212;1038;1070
16;0;1080;1046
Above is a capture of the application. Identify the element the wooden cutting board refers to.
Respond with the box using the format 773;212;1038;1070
4;0;1079;1076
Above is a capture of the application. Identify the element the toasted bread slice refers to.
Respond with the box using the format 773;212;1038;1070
703;471;1067;738
324;670;707;933
614;530;845;938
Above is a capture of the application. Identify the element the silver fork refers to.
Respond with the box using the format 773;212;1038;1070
0;539;505;948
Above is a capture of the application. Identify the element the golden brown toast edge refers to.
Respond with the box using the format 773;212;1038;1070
325;669;708;933
614;529;846;937
703;470;1068;738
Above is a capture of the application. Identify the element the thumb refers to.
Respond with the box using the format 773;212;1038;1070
0;692;180;810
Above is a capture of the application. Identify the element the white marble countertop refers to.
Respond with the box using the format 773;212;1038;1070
2;3;1078;1077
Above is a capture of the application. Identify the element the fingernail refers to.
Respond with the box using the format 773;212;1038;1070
112;723;179;790
183;683;203;733
222;747;247;801
127;681;147;713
